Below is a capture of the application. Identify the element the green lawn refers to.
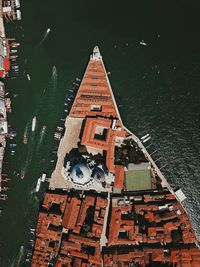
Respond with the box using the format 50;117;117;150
125;169;152;191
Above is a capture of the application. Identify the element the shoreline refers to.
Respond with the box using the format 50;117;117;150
0;0;21;204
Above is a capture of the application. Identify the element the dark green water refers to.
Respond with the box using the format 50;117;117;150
1;0;200;265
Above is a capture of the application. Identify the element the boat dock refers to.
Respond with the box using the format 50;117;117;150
0;1;15;208
0;81;8;193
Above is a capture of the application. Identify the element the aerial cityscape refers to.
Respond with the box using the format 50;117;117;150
0;0;200;266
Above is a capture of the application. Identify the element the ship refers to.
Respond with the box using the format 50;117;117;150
41;125;46;134
20;170;25;179
47;28;51;33
23;134;28;144
31;116;36;132
35;177;42;192
27;74;31;80
41;173;46;182
0;194;8;201
31;47;200;267
52;65;56;76
140;40;147;46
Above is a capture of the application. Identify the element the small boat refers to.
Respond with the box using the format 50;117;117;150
41;173;46;182
142;136;151;143
10;143;17;147
23;135;28;144
32;116;36;132
41;125;46;134
11;150;16;156
27;74;31;81
20;170;25;179
1;186;9;191
47;28;51;33
13;93;19;97
52;65;56;76
140;40;147;46
10;55;18;59
11;42;20;48
35;177;42;192
54;132;61;140
0;194;8;200
141;134;150;140
56;126;63;132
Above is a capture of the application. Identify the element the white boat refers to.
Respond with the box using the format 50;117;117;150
142;136;151;143
31;116;37;132
141;133;150;140
27;74;31;80
35;177;42;192
52;65;56;76
47;28;51;33
41;125;46;134
140;40;147;46
41;173;46;182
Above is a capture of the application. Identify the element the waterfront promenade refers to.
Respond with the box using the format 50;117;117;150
0;2;10;195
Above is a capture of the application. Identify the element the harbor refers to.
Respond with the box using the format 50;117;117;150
0;0;13;207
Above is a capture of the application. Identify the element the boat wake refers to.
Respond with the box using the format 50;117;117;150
51;65;57;90
23;120;30;144
21;134;35;177
16;245;24;266
39;125;46;143
36;28;51;47
10;245;24;267
35;125;47;153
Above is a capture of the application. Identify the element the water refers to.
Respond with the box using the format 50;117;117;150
1;0;200;265
35;28;51;48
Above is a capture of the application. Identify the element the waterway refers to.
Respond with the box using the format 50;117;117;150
1;0;200;265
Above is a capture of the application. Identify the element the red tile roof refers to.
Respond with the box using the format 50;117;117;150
114;165;125;190
70;58;119;118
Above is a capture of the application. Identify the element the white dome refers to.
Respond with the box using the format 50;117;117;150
71;163;91;185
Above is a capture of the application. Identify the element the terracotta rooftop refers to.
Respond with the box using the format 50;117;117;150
114;165;125;191
81;116;126;173
70;48;119;119
32;192;108;266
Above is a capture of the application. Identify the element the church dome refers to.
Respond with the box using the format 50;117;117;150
93;166;105;183
71;163;91;185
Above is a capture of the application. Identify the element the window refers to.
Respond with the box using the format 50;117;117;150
91;105;102;111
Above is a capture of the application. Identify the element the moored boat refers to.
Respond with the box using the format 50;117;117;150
32;116;36;132
20;170;25;179
23;135;28;144
35;177;42;192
